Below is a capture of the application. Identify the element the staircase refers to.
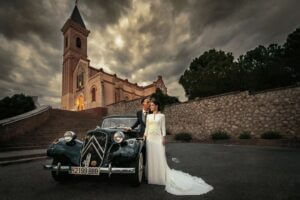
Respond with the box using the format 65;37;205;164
0;108;106;149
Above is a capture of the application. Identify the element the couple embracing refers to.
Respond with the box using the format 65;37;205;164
127;97;213;195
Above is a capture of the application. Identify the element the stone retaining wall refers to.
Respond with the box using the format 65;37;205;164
107;99;141;116
108;86;300;139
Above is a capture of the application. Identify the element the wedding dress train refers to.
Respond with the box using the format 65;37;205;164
144;113;213;195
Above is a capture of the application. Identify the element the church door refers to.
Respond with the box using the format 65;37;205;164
77;95;84;111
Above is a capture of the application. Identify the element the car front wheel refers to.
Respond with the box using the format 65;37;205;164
130;152;143;187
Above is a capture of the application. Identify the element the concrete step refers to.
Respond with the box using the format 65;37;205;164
0;148;47;166
0;145;49;152
0;149;46;162
1;107;106;150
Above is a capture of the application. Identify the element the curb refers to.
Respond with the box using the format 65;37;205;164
0;156;48;166
0;153;46;162
0;145;49;152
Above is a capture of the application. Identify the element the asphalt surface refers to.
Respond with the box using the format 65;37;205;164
0;143;299;200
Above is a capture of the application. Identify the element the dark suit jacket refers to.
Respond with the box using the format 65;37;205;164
131;110;150;137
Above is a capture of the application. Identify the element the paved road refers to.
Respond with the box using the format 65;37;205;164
0;143;299;200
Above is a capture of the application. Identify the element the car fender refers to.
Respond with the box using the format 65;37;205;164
47;138;83;166
109;139;142;162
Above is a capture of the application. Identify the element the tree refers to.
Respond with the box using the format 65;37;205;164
0;94;36;120
150;88;179;111
179;27;300;100
179;49;239;100
238;44;294;91
284;28;300;81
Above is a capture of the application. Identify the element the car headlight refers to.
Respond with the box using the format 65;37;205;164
114;131;125;143
64;131;76;142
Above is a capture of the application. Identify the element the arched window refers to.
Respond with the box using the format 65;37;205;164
76;37;81;48
77;72;84;89
91;87;96;102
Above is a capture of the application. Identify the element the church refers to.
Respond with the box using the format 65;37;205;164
61;5;167;111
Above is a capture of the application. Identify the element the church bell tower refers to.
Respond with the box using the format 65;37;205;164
61;3;90;110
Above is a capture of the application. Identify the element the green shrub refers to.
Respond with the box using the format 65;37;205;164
150;88;179;111
239;131;252;139
174;133;192;142
211;131;230;140
261;131;282;139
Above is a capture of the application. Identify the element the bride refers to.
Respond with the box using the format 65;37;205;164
143;99;213;195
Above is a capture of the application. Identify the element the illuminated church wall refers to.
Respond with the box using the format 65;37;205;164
61;5;167;111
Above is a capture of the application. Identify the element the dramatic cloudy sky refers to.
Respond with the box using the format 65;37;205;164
0;0;299;107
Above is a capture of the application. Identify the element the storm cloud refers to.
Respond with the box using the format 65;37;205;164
0;0;299;107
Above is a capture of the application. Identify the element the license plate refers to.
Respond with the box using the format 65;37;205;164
70;167;100;175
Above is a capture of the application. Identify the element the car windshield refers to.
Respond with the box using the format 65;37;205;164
101;118;138;129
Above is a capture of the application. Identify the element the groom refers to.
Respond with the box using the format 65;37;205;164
126;97;151;138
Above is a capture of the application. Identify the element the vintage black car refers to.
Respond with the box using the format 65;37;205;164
44;115;145;186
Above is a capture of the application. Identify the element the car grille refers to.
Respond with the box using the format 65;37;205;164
80;132;108;167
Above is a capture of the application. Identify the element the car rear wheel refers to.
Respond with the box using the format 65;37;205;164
51;159;72;183
130;152;143;187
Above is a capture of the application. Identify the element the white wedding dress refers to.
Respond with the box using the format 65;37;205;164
144;113;213;195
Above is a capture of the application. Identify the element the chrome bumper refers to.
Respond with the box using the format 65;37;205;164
43;164;135;174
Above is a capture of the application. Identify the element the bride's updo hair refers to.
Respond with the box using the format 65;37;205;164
150;98;162;112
